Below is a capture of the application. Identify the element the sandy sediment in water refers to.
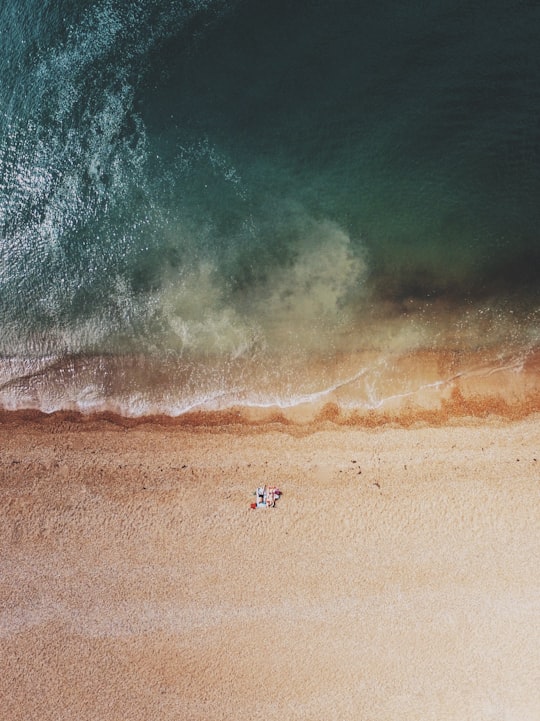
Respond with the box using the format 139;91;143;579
1;411;540;721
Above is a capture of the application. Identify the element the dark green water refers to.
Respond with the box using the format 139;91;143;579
1;0;539;413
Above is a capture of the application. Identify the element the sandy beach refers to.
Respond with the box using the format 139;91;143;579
1;410;539;720
3;0;540;717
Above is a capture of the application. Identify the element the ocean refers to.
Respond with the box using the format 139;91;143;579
1;0;539;416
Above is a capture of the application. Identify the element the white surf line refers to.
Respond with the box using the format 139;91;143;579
143;357;526;416
457;358;525;378
165;387;248;416
362;379;446;410
73;388;241;418
233;356;526;413
362;358;527;411
145;367;371;416
234;367;370;411
237;356;529;413
2;357;524;417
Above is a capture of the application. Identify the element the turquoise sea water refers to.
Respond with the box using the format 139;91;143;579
1;1;539;413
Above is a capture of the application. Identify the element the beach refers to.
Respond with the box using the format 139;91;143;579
1;411;539;720
2;2;540;718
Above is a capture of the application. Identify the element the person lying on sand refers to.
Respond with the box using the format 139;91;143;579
251;485;281;509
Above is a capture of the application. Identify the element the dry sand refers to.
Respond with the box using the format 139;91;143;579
1;412;540;720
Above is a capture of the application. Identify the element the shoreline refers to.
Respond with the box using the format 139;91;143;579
1;347;540;424
1;383;540;430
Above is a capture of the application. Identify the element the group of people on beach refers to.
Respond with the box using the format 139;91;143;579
252;485;281;509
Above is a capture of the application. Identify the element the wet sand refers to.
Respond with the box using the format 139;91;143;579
1;410;540;720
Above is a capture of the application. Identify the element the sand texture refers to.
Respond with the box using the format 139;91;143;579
1;414;540;720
